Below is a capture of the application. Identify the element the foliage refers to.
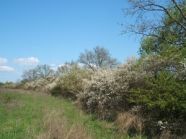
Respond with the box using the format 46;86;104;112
79;69;120;120
79;58;146;120
125;0;186;47
51;64;92;99
21;77;55;91
131;71;186;114
128;56;186;136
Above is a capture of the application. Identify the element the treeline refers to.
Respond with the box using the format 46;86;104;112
2;0;186;138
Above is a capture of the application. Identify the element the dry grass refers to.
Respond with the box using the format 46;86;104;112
37;110;92;139
158;130;186;139
115;112;143;135
159;130;172;139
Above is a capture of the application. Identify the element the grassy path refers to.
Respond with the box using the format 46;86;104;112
0;89;137;139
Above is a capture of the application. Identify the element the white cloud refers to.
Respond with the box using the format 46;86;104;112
0;57;8;65
0;66;15;72
0;57;14;72
15;57;39;65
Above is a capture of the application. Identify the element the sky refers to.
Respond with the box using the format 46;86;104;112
0;0;140;82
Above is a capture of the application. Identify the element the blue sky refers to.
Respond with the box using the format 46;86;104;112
0;0;140;82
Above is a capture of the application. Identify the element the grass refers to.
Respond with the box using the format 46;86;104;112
0;89;143;139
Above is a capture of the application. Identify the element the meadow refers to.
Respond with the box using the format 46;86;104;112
0;89;143;139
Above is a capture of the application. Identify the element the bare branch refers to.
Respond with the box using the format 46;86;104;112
78;46;118;71
139;2;186;31
124;0;186;46
171;0;186;21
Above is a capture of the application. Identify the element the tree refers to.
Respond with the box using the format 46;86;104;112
22;64;55;81
35;64;55;79
125;0;186;46
22;68;38;81
79;46;118;71
121;1;186;135
124;0;186;78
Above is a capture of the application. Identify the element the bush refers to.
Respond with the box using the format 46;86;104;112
79;58;146;120
79;69;120;120
78;56;186;137
52;65;92;100
128;56;186;136
43;79;58;93
131;71;186;114
22;77;55;91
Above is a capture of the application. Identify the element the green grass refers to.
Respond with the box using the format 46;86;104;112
0;90;142;139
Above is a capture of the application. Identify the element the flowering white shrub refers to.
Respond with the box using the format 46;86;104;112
79;69;120;119
79;58;146;120
22;77;55;91
42;78;59;93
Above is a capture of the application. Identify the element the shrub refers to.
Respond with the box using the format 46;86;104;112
50;85;61;96
79;58;146;120
79;69;120;120
22;77;55;91
52;65;92;100
131;71;186;114
128;56;186;136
